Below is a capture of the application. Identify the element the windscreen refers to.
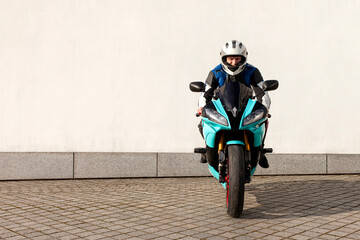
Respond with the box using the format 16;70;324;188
215;82;253;117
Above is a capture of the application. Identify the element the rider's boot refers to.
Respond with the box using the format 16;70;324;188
259;154;269;168
200;153;207;163
259;148;272;168
194;148;207;163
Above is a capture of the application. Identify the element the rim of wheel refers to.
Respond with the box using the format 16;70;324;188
226;175;229;207
226;155;229;207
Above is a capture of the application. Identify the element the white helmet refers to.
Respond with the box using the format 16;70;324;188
220;40;248;75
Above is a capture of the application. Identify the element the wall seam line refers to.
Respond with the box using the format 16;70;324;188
156;153;159;177
73;152;75;179
326;154;328;174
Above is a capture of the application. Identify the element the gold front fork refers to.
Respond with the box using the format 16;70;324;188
244;132;250;151
218;132;225;153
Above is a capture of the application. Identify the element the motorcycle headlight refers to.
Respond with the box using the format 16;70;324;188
203;107;229;126
243;109;267;126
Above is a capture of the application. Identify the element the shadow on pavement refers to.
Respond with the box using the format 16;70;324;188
242;177;360;219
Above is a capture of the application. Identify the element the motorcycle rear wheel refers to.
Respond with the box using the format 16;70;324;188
226;145;245;218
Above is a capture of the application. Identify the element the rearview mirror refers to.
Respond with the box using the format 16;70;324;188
263;80;279;91
189;82;205;92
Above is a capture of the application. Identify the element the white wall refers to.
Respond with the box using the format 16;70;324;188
0;0;359;153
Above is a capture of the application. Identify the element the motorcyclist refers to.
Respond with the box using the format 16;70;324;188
197;40;271;168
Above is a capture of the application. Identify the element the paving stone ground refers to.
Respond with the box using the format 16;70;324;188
0;175;360;239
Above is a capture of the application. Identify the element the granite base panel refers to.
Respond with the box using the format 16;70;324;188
0;152;73;180
0;153;359;180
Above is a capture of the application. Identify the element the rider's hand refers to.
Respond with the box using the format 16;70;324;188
197;107;203;115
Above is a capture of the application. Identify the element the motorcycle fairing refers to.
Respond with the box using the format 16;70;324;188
240;99;257;126
202;81;268;157
240;99;267;147
250;167;257;177
246;122;266;148
216;81;253;118
208;165;227;189
203;98;266;148
202;99;231;148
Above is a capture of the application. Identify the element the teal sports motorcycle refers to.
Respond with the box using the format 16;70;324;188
190;80;278;218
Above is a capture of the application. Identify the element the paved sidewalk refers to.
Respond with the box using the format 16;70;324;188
0;175;360;240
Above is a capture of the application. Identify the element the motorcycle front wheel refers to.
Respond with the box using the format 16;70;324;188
226;144;245;218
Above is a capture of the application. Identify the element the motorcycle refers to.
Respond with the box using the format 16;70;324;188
190;80;278;218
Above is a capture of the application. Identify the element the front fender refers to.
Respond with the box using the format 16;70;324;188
226;140;244;145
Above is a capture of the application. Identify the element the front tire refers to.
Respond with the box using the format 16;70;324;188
226;145;245;218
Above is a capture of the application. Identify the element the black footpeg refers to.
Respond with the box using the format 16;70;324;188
194;148;206;154
261;148;273;153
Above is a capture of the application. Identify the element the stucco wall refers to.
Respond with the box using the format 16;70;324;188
0;0;359;154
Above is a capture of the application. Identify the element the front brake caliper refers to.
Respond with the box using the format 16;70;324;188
218;150;226;183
